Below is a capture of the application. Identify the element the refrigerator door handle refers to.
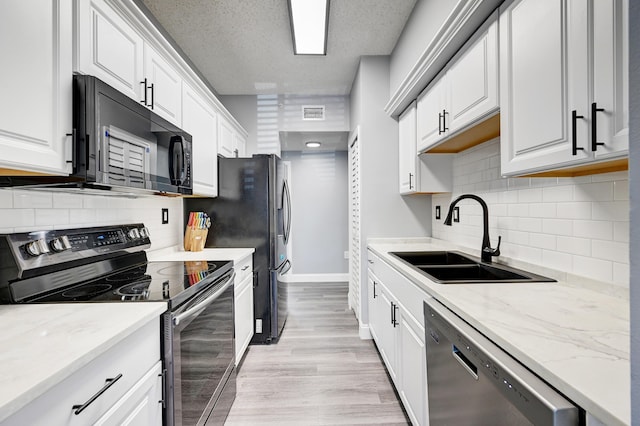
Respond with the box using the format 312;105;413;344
282;179;292;245
279;259;292;275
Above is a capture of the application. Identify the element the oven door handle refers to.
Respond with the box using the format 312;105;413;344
173;272;235;326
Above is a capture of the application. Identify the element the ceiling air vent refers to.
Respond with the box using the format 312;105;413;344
302;105;325;121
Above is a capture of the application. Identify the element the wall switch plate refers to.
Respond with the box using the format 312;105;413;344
435;205;441;220
256;319;263;334
162;208;169;224
344;251;349;259
453;206;460;223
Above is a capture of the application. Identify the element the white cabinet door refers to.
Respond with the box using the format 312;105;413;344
94;362;163;426
500;0;628;176
399;102;418;194
235;133;247;157
367;274;381;341
235;273;254;366
182;83;218;197
0;0;72;175
76;0;144;103
592;0;628;160
144;45;182;126
417;77;447;153
218;116;236;158
398;308;428;426
377;285;399;383
447;19;498;132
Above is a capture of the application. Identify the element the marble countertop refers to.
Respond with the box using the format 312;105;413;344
147;246;254;263
0;302;167;422
368;238;629;426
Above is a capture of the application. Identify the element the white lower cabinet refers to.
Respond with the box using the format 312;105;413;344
234;254;254;366
2;320;161;426
367;250;429;425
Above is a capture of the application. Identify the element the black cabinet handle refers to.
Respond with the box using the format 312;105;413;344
72;374;123;415
442;109;449;133
65;128;77;170
392;303;398;327
409;173;414;189
373;281;377;299
159;369;167;408
571;110;585;155
591;102;605;151
149;83;155;110
140;78;148;105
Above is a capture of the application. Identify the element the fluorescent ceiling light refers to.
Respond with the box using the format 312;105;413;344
305;141;321;148
288;0;329;55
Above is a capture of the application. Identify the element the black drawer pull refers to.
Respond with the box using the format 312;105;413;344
571;110;585;155
72;374;123;415
591;102;605;151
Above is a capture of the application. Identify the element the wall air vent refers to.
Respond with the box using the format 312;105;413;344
302;105;325;121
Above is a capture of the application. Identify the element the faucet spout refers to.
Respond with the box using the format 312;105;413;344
443;194;501;263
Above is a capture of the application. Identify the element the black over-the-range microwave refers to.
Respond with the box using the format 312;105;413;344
0;74;192;196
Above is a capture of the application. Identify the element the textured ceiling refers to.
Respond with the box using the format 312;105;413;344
139;0;417;96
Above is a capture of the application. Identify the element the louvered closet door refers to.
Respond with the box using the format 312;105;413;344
349;136;361;320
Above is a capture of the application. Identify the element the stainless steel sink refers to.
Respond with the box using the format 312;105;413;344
389;251;555;284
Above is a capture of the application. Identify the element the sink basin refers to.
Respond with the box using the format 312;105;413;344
389;251;555;284
390;251;477;266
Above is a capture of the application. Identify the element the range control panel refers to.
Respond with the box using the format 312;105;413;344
1;224;151;272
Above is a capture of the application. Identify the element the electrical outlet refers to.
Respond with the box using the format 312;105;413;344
435;205;441;220
256;319;263;333
162;208;169;224
344;251;349;259
453;206;460;223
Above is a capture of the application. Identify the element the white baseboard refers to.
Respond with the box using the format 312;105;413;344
359;324;372;340
283;273;349;283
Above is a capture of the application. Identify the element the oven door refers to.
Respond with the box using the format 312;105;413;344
164;272;236;426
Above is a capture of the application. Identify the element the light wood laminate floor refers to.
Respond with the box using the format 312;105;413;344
224;282;409;425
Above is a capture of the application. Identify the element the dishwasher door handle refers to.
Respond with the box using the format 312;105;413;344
452;345;479;380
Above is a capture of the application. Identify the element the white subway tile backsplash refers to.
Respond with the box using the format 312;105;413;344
0;190;13;208
35;209;69;226
613;180;629;200
53;193;84;209
542;185;574;202
572;255;612;283
0;209;35;227
13;190;52;209
556;202;592;220
432;139;629;287
542;219;574;236
574;182;614;202
591;240;629;263
557;236;591;256
613;221;629;243
573;220;613;241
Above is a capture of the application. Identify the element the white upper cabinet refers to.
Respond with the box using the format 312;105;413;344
0;0;73;175
500;0;628;176
417;16;499;153
182;83;218;197
218;116;236;158
235;133;247;158
144;45;182;125
76;0;183;127
400;102;453;195
76;0;145;103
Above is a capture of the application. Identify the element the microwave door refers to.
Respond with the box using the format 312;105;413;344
102;125;152;188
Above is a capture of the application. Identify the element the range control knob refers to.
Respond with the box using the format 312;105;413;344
139;227;150;239
50;235;71;252
25;239;50;257
128;228;141;240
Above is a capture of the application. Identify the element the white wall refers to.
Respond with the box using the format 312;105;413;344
432;139;629;289
281;150;349;276
221;94;350;156
0;189;183;249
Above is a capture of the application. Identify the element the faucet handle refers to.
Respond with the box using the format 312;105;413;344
484;235;501;258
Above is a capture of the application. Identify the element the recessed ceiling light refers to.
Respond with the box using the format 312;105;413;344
288;0;329;55
305;141;321;148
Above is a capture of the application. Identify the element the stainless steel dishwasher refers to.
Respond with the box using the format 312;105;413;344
424;298;581;425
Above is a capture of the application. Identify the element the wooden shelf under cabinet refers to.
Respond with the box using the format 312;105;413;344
424;114;500;154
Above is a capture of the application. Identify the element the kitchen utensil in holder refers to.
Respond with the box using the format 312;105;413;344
184;212;210;251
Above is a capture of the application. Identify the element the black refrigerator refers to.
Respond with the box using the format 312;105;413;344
184;154;291;344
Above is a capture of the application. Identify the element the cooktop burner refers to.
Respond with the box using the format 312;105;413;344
30;260;232;308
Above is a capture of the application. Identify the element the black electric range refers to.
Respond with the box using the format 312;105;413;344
0;223;232;309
